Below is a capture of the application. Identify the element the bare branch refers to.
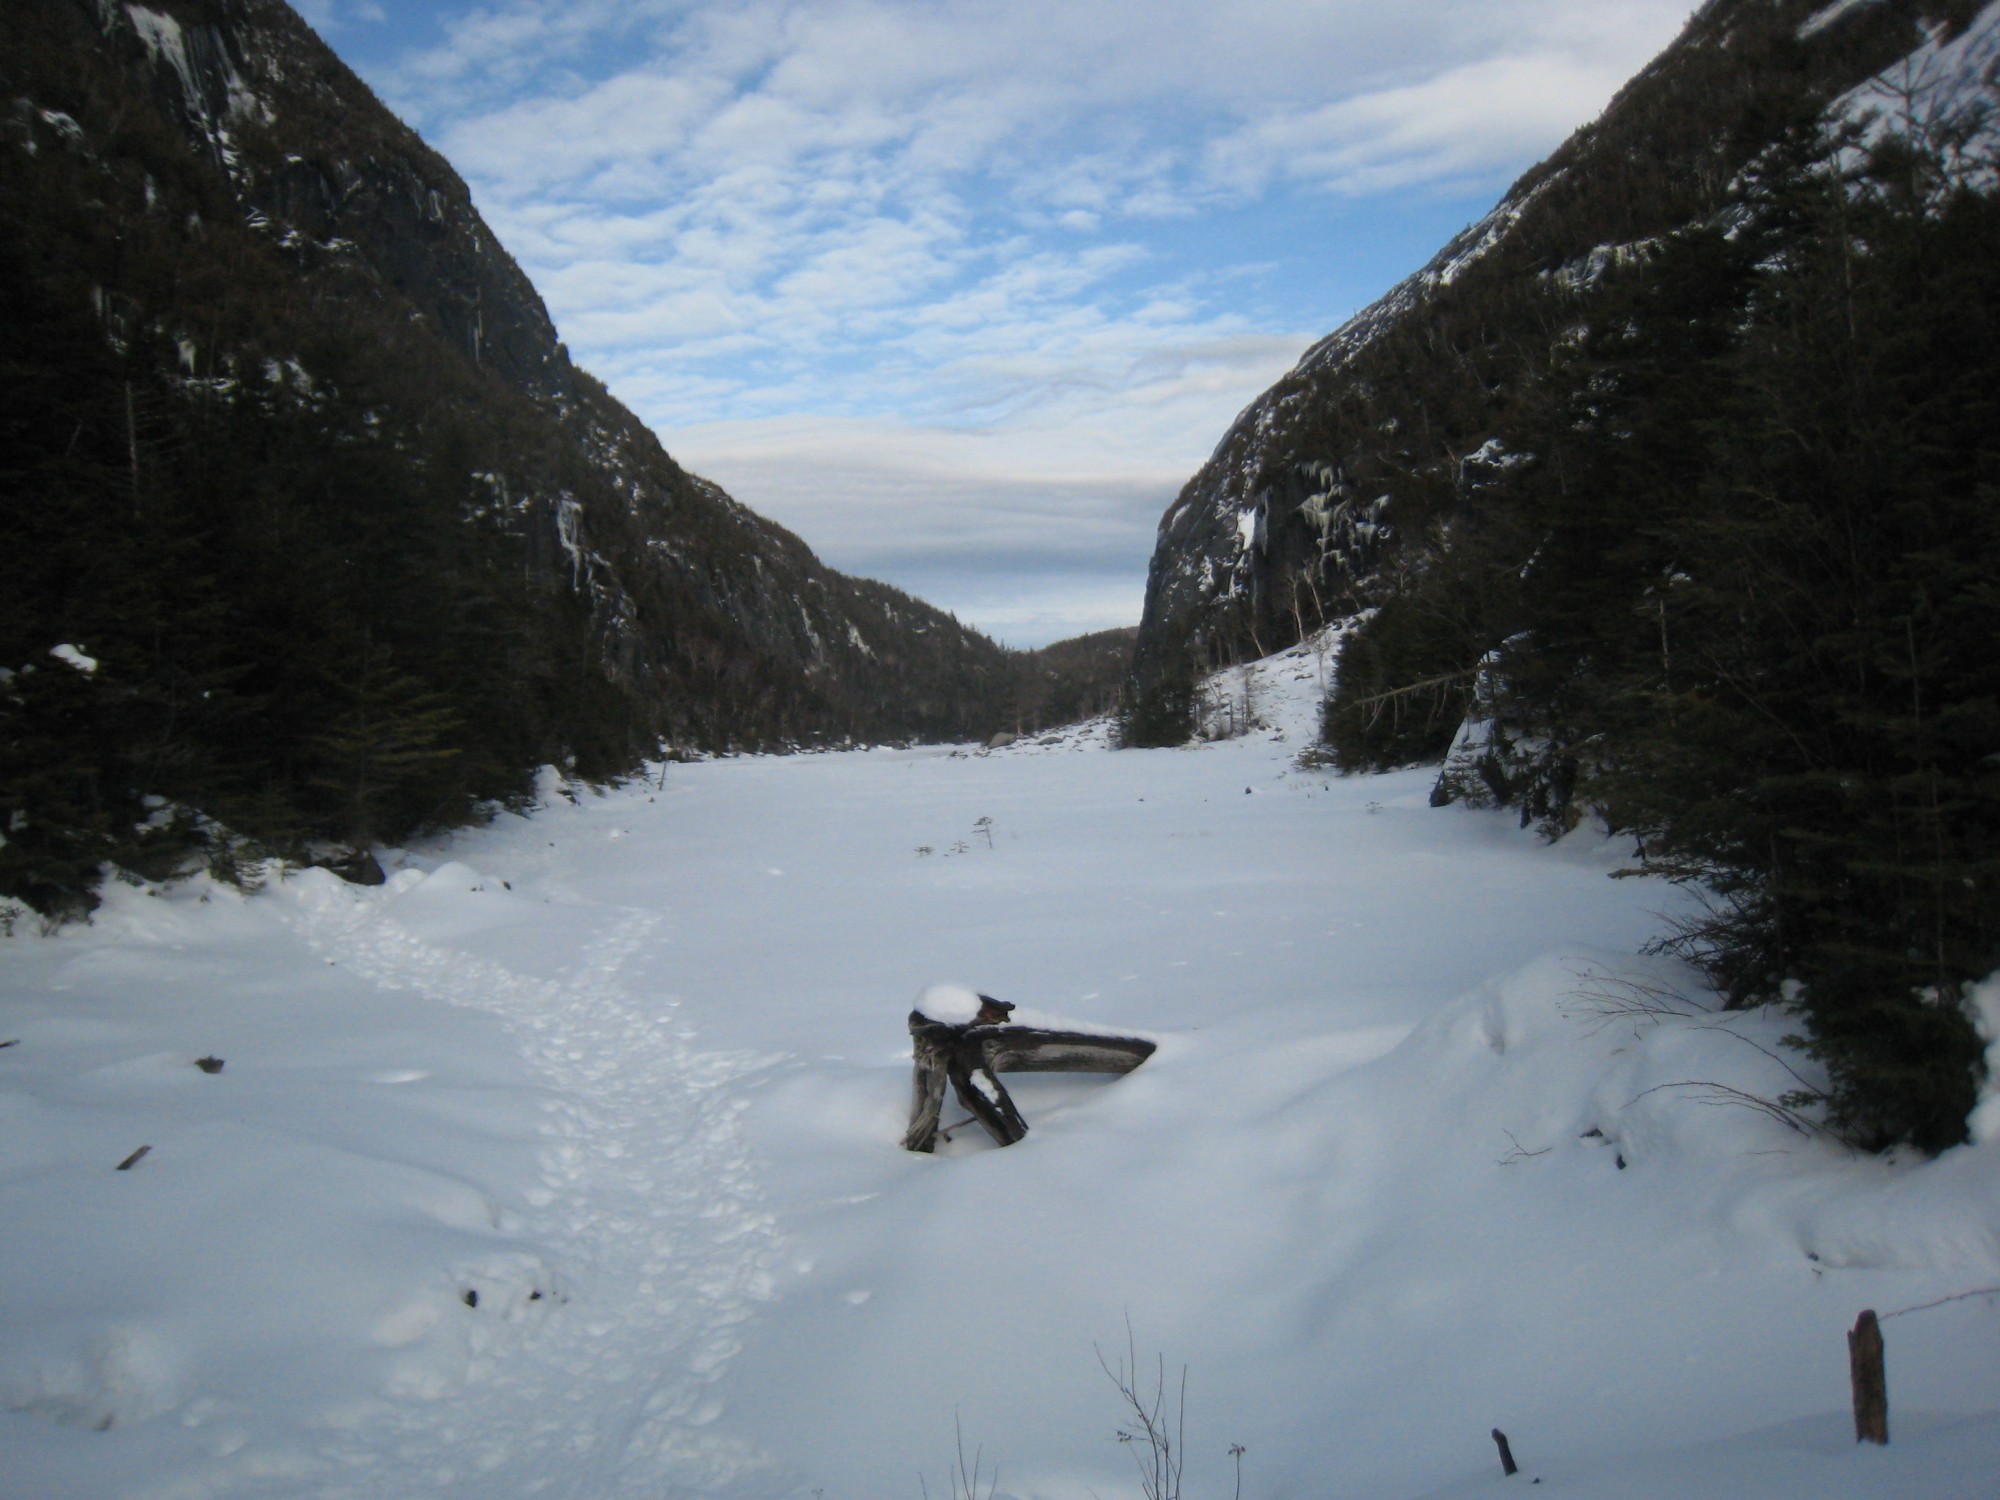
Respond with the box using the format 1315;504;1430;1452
1096;1317;1186;1500
1626;1079;1823;1138
1881;1286;2000;1321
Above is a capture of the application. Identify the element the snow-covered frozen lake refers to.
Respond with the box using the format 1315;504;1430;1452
4;641;1998;1498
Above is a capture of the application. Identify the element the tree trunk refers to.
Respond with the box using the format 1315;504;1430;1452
903;1062;949;1152
902;1011;1156;1153
1849;1309;1888;1445
948;1052;1030;1147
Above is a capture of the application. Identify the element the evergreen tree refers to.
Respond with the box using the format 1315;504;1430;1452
1321;119;1999;1151
304;634;464;846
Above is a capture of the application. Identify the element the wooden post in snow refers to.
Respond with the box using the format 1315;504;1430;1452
903;1020;951;1152
901;997;1156;1153
1849;1309;1888;1445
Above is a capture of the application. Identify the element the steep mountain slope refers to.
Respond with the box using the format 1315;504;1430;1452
1;0;1022;913
1127;0;2000;1151
1130;0;1992;706
1010;626;1139;733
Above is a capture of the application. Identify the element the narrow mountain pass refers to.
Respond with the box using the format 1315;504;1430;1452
5;644;1998;1499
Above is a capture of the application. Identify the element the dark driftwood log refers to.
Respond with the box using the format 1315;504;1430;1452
948;1051;1030;1147
904;1048;949;1152
902;1012;1157;1152
1849;1309;1889;1445
982;1029;1157;1075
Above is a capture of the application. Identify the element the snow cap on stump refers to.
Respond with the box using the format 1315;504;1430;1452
912;983;1012;1025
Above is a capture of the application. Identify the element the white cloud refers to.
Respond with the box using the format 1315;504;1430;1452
291;0;386;34
347;0;1695;641
1202;48;1645;197
397;0;1694;379
658;316;1310;644
664;417;1165;646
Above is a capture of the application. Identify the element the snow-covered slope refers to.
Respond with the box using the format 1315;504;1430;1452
3;647;1998;1498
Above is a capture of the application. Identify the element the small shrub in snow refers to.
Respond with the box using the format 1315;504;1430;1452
1098;1322;1187;1500
919;1413;997;1500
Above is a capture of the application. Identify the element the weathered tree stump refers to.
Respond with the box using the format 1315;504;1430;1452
902;994;1156;1153
1849;1308;1889;1445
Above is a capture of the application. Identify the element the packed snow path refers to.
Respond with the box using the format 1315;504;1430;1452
5;640;2000;1499
281;885;779;1496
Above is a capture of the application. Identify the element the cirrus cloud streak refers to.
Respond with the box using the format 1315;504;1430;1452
342;0;1695;643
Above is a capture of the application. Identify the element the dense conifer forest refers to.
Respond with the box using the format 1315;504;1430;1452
1332;131;2000;1154
1124;0;2000;1151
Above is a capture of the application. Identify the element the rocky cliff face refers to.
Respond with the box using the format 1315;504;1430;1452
8;0;1016;758
1128;0;1996;715
1;0;1034;910
73;0;566;399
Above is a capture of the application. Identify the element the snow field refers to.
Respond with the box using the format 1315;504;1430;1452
3;637;1998;1498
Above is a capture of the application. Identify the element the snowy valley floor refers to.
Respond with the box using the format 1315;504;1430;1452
4;642;1999;1499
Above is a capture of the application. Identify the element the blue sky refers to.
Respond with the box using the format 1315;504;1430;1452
299;0;1695;647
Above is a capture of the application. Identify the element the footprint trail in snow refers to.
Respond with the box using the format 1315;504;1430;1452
285;876;783;1497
